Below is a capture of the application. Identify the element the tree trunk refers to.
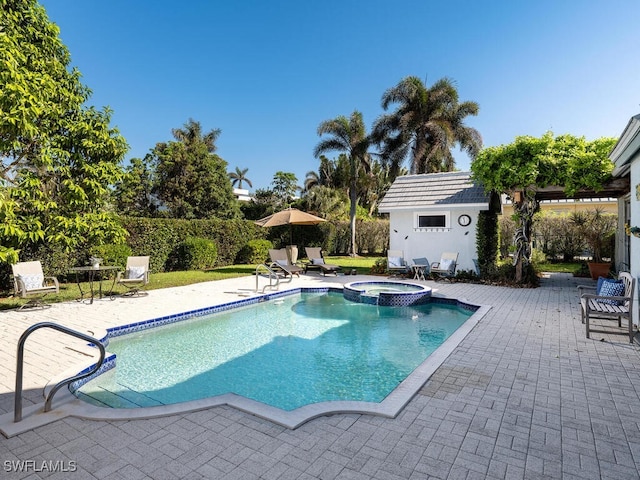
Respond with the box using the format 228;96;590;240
512;193;539;283
349;180;357;256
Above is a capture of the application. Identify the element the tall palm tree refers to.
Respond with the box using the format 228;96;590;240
172;118;221;153
314;111;371;256
372;76;482;175
229;166;252;189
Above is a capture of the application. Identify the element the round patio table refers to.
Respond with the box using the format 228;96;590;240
69;265;119;304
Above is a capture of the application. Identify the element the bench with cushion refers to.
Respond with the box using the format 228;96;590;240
579;272;636;343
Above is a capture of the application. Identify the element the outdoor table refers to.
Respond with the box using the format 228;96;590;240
69;265;119;304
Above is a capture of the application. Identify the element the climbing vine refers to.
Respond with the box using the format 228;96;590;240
472;133;617;283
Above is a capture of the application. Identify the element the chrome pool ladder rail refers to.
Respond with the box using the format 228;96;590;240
14;322;106;423
255;263;281;293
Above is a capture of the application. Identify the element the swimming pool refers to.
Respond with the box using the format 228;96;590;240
75;290;477;417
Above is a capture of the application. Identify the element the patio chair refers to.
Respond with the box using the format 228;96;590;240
268;249;304;277
304;247;341;276
12;260;60;309
387;250;410;277
116;256;150;296
411;257;430;280
579;272;635;343
431;252;459;281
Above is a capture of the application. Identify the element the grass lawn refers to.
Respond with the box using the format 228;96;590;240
0;255;384;310
537;261;585;275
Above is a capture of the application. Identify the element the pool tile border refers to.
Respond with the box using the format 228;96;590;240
106;287;342;338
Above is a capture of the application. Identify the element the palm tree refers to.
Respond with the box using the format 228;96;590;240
314;111;371;256
372;76;482;175
303;170;321;192
172;118;221;153
229;166;253;189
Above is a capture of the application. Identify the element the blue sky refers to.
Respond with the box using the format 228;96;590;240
40;0;640;192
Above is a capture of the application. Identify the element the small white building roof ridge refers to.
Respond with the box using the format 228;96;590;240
378;171;490;212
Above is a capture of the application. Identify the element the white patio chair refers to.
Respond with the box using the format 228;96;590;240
12;260;59;309
116;256;150;296
431;252;459;281
387;250;410;277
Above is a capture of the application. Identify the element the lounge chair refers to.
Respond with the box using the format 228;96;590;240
304;247;341;275
268;249;304;277
116;256;150;296
387;250;410;277
411;257;430;280
579;272;636;343
12;260;60;308
431;252;458;280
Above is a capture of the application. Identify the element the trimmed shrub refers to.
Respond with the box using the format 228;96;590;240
236;239;274;264
174;237;218;270
370;258;388;274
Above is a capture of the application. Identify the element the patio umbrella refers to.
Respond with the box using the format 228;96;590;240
255;207;326;245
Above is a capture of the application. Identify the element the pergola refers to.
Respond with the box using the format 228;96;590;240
532;177;630;201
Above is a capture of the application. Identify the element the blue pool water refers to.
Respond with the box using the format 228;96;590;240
77;292;473;411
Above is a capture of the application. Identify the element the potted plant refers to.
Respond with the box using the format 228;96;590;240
570;208;617;279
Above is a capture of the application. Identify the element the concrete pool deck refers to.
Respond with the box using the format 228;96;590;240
1;272;640;479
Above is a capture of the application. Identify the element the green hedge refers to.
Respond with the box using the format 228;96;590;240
259;219;389;255
121;217;265;272
1;215;390;291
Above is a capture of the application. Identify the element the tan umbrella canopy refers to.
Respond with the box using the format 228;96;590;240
254;207;326;228
255;207;326;246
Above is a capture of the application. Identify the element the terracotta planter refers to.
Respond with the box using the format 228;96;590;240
587;262;611;280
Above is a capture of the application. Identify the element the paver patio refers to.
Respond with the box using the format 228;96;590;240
1;272;639;479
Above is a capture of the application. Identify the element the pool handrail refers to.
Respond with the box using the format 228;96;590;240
255;263;281;292
14;322;106;423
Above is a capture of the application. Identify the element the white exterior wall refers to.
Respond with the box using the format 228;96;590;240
387;207;485;273
631;158;640;325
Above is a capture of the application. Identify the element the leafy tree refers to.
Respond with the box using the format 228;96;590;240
472;133;617;282
241;188;279;220
1;0;128;262
373;76;481;176
229;166;252;190
301;185;348;221
271;171;299;208
152;119;240;219
357;160;400;216
314;111;371;256
113;155;158;217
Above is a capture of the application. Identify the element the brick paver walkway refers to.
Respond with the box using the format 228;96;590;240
1;273;639;479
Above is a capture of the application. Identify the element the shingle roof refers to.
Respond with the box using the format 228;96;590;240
378;171;490;211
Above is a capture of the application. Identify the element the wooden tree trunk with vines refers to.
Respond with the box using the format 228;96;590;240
512;192;539;283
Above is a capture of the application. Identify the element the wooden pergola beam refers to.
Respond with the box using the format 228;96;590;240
533;176;630;201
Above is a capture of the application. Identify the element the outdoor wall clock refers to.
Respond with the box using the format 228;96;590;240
458;214;471;227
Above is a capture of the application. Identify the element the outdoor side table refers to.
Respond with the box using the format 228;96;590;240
412;264;428;281
69;265;119;304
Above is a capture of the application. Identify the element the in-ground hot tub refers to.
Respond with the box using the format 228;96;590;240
343;281;432;306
